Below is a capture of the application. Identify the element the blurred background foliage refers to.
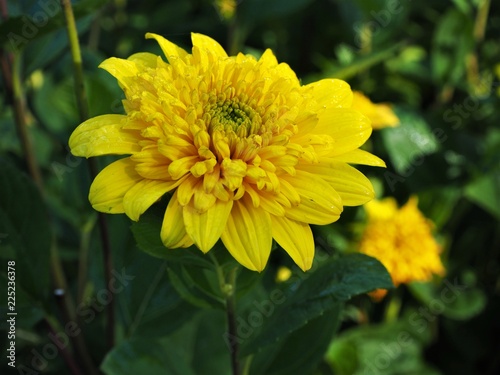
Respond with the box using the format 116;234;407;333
1;0;499;374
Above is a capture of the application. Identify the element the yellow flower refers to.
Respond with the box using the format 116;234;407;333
69;33;385;272
359;197;445;295
214;0;237;20
276;266;292;283
351;91;399;129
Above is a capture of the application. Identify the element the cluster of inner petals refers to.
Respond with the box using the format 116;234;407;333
123;53;319;213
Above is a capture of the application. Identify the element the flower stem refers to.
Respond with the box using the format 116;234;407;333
61;0;88;121
241;354;254;375
77;215;96;304
225;267;240;375
10;53;44;192
474;0;490;43
383;290;402;323
51;241;99;375
60;0;115;349
227;5;243;56
44;317;84;375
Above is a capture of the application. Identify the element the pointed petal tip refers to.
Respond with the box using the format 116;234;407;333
297;258;313;272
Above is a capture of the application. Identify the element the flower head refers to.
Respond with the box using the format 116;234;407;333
69;33;384;272
359;197;445;296
351;91;399;129
214;0;237;20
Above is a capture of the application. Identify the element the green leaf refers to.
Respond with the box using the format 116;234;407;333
101;337;196;375
117;247;199;340
0;159;51;304
166;264;224;309
241;253;393;355
191;310;232;375
0;272;44;330
0;0;107;51
381;107;440;174
325;317;439;375
308;43;403;83
409;279;486;320
431;8;474;85
131;204;214;269
252;309;342;375
464;173;500;219
102;310;230;375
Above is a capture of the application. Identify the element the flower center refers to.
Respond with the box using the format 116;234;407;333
206;98;261;138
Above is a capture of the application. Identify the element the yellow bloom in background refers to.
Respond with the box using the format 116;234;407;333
214;0;237;20
69;33;385;272
276;266;292;283
351;91;399;129
359;197;445;297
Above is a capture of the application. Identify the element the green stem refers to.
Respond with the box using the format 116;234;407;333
11;53;44;192
61;0;115;349
241;354;254;375
210;253;241;375
51;241;99;375
225;267;240;375
383;289;402;323
61;0;88;121
474;0;490;43
227;8;244;56
44;317;84;375
77;215;96;305
209;252;226;292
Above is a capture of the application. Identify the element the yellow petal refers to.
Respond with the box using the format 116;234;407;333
258;49;278;69
69;115;141;157
364;197;398;220
351;91;400;129
258;190;287;216
89;158;142;214
131;148;170;179
221;198;272;271
191;33;228;58
312;108;372;156
168;155;199;180
282;171;343;225
158;137;198;161
272;216;314;271
304;79;353;109
183;199;233;253
328;149;386;167
298;161;375;206
123;178;185;221
177;175;199;206
127;52;159;69
161;191;194;248
99;58;138;89
145;33;188;62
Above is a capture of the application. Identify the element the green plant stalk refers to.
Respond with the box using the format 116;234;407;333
241;354;254;375
225;267;240;375
211;253;241;375
60;0;115;349
466;0;491;90
51;241;99;375
44;316;84;375
227;7;244;56
383;289;402;323
11;53;44;192
474;0;490;43
77;215;96;305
